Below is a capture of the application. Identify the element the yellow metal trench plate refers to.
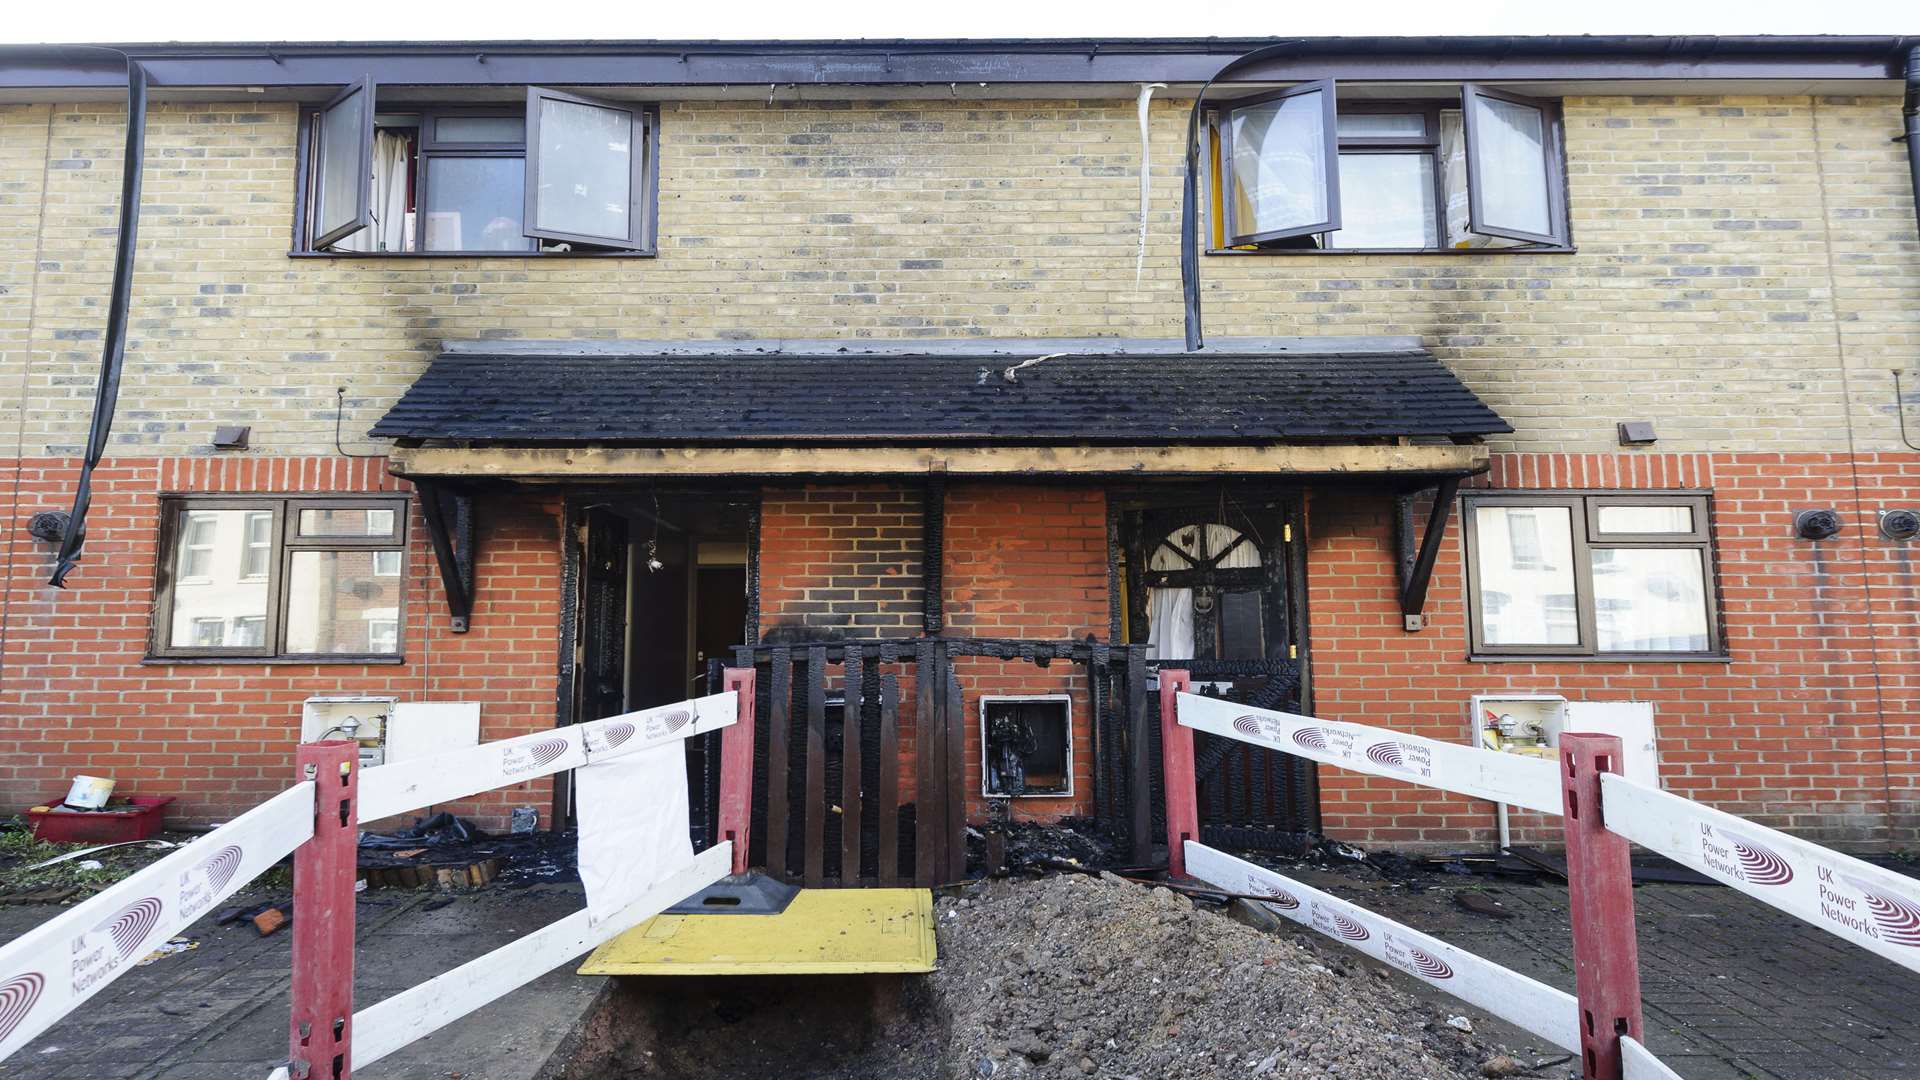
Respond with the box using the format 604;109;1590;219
578;888;936;975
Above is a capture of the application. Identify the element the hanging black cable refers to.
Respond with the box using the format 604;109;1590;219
1180;42;1301;352
48;51;147;587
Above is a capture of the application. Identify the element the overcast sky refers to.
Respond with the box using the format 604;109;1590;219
1;0;1913;45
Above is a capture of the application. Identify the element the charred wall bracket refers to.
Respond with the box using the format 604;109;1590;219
1393;475;1461;632
418;481;476;632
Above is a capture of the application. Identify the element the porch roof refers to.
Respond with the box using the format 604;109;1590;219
371;337;1511;451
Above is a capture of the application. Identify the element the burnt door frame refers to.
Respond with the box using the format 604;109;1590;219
556;487;761;834
1115;489;1319;837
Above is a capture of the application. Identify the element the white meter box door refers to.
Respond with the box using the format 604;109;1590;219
1562;701;1658;787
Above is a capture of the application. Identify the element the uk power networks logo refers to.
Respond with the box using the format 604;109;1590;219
502;736;571;777
178;845;244;920
1291;728;1330;753
1840;875;1920;947
1720;829;1794;886
0;973;44;1044
643;708;695;741
71;897;166;995
584;720;636;755
1242;873;1301;910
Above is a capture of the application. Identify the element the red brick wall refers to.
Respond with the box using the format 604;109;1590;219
944;484;1109;822
1307;452;1920;851
0;456;563;830
758;486;923;640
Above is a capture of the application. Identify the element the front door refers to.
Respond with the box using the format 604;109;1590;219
1122;497;1318;839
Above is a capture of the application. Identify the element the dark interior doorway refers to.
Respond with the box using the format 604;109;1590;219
570;491;756;831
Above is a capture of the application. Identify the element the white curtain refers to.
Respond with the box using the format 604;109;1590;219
334;131;410;252
1439;109;1475;248
1146;524;1261;660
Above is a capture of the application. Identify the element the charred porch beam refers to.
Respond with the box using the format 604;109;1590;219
922;476;945;635
1394;475;1461;632
418;481;476;632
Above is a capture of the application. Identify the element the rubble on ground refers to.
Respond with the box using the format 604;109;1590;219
931;872;1510;1079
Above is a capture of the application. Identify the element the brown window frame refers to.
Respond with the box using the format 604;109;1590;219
149;495;410;663
1203;84;1573;256
1461;492;1724;662
291;90;659;258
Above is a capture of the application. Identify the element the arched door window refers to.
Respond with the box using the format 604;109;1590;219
1143;522;1266;661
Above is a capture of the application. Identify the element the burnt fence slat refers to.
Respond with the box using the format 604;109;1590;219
914;637;940;886
804;645;827;886
767;646;792;878
941;640;967;883
841;646;864;885
877;672;901;886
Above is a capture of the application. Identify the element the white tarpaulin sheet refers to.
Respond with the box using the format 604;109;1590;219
575;743;695;926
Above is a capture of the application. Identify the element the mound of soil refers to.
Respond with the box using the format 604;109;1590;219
934;872;1495;1079
557;872;1513;1079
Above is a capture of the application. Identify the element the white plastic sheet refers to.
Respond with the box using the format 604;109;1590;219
574;743;693;926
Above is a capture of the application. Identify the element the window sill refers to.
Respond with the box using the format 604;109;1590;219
288;249;656;260
1467;653;1732;664
1207;246;1576;257
143;654;407;666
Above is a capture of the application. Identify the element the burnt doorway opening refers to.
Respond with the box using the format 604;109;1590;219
1117;491;1319;843
570;491;757;837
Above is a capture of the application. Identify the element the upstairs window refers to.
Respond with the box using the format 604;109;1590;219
296;82;657;256
1207;83;1568;253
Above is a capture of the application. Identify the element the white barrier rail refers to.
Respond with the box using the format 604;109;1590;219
1622;1036;1685;1080
350;843;731;1069
1599;772;1920;978
0;783;316;1059
1185;842;1582;1053
359;692;737;821
1176;693;1565;816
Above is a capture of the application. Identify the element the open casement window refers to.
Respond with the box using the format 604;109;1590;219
1461;84;1568;246
523;87;654;251
310;78;376;249
1207;80;1569;253
1218;80;1341;246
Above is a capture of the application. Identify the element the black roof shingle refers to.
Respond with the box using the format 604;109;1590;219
370;339;1511;446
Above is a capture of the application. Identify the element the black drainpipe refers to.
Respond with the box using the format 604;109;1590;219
47;54;147;587
1904;46;1920;240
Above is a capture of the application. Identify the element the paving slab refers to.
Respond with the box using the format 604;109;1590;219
1294;869;1920;1080
0;883;604;1080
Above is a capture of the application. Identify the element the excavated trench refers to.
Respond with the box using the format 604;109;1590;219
551;873;1526;1080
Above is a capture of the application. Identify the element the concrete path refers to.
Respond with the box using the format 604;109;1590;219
0;883;604;1080
1293;867;1920;1080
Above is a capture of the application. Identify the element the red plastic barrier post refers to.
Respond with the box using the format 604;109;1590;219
1559;733;1644;1080
1158;669;1197;879
289;740;359;1080
717;667;757;875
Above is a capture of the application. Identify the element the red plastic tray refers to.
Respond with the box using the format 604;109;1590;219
27;795;175;845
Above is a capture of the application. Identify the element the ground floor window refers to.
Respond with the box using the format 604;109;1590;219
150;496;409;661
1463;493;1721;659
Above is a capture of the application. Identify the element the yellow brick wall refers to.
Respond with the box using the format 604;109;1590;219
0;94;1916;457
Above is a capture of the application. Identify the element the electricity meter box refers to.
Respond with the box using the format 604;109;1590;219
301;695;395;769
1469;693;1659;786
299;698;483;771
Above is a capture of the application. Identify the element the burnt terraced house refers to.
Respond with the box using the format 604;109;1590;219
1;36;1918;881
